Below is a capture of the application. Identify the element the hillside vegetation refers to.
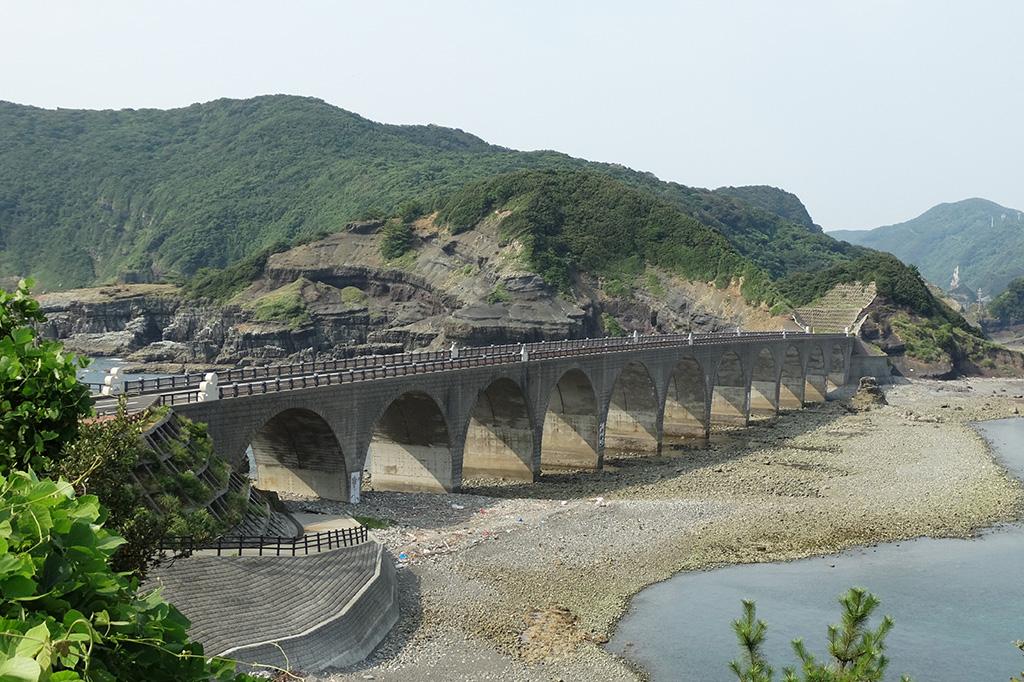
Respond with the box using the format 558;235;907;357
0;96;864;290
435;170;781;305
989;277;1024;326
0;95;1000;372
831;198;1024;297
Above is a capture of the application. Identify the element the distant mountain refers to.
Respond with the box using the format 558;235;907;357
830;198;1024;298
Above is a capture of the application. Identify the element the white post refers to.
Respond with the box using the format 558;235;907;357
450;342;459;360
782;329;787;339
520;344;529;362
688;332;693;346
844;326;850;337
197;372;219;402
632;329;639;342
101;366;124;396
736;326;742;336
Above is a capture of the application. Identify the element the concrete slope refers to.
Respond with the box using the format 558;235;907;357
149;541;398;672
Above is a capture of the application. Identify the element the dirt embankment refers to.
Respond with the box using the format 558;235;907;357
286;379;1024;682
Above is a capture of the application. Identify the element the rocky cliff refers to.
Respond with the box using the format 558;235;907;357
38;217;792;367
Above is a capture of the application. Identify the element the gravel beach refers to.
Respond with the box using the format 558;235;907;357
304;378;1024;682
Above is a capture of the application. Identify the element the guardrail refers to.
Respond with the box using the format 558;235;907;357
161;526;369;557
94;330;848;404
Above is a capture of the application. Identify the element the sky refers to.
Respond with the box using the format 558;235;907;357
2;1;1022;230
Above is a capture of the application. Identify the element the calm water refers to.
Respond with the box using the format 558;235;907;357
77;356;171;385
608;418;1024;681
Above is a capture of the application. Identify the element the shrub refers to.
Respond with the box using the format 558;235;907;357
485;283;511;304
380;219;414;260
0;280;92;473
0;469;251;680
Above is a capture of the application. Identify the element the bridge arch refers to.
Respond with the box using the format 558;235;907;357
805;345;828;404
779;345;805;409
463;377;535;481
749;347;779;418
663;356;708;441
604;361;660;455
711;350;749;427
366;390;453;492
250;407;348;501
541;367;600;470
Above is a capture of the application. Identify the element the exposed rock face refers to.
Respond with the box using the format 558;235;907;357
37;217;791;365
850;376;887;411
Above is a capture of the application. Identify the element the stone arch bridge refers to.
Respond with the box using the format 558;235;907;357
171;332;854;503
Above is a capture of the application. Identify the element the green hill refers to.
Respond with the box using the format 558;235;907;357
1;96;858;290
830;198;1024;297
0;95;992;371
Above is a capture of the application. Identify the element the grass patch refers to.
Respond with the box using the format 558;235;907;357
243;278;311;329
486;282;511;304
601;312;626;337
353;515;392;529
340;286;366;304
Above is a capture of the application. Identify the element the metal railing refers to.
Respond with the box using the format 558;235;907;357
161;526;369;557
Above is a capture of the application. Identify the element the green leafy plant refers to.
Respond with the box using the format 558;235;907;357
380;219;414;260
485;282;511;304
0;469;254;681
730;588;910;682
0;280;92;474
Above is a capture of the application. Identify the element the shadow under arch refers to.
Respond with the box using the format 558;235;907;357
463;377;535;481
664;356;707;441
250;408;348;501
829;343;847;390
805;346;827;403
605;361;660;455
541;368;600;470
779;345;805;409
711;350;748;427
750;347;779;419
367;391;453;493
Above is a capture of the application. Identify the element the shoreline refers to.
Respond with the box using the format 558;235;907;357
315;378;1024;681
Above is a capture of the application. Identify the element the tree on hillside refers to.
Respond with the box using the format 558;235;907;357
730;588;911;682
989;277;1024;326
0;280;92;473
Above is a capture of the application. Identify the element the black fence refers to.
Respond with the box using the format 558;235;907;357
161;526;370;557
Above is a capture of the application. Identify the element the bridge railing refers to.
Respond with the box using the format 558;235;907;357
212;330;843;400
160;526;369;557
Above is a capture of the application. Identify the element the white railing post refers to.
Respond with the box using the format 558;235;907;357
101;366;124;396
688;332;693;346
520;344;529;362
736;326;742;337
450;342;459;360
197;372;219;402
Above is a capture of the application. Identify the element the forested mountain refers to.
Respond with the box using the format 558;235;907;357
830;198;1024;298
1;95;856;289
3;95;995;373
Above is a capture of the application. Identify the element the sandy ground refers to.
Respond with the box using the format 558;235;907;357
288;378;1024;682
